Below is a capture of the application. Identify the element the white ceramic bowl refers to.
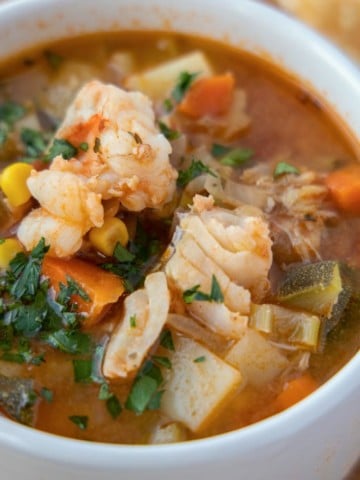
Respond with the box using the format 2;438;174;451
0;1;359;479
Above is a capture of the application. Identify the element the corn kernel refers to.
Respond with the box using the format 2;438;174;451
89;217;129;256
0;162;33;207
0;238;24;269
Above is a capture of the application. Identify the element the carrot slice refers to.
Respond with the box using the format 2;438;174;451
275;374;318;411
42;256;124;327
325;165;360;214
178;72;235;118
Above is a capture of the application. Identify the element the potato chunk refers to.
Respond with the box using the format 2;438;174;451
125;51;213;99
161;336;242;432
226;329;289;388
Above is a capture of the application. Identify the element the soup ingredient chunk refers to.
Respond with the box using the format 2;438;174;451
103;272;170;379
160;335;242;432
325;165;360;214
17;80;177;257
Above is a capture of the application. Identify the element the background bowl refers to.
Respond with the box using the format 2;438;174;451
0;1;359;479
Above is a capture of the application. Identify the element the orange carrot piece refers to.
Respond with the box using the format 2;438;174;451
178;72;235;118
42;256;124;327
325;165;360;214
275;374;318;411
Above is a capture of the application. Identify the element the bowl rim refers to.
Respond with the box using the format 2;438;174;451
0;0;359;470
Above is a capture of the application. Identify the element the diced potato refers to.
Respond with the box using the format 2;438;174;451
150;422;188;444
125;51;214;100
226;329;289;388
161;336;242;432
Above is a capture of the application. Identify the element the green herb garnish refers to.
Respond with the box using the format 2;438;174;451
40;387;53;403
113;242;135;263
125;360;164;414
69;415;88;430
152;355;172;369
79;142;89;152
183;275;223;304
274;161;300;178
220;148;253;167
160;329;175;351
177;159;216;188
106;395;122;419
20;128;49;158
129;314;137;328
171;71;198;103
45;329;91;355
73;359;93;383
0;101;26;126
193;356;206;363
163;98;173;112
46;138;77;161
159;121;180;141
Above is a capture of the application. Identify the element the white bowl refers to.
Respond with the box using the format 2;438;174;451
0;1;359;479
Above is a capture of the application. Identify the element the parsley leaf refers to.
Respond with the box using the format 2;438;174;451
125;360;164;414
163;98;173;112
160;329;174;351
171;71;198;103
274;161;300;178
177;159;216;188
159;121;180;141
194;356;206;363
44;329;91;355
46;138;77;161
183;275;223;304
9;238;49;300
98;383;112;400
20;128;49;158
73;359;93;383
40;387;53;403
0;101;26;126
152;355;172;369
219;148;253;167
211;143;232;157
79;142;89;151
106;395;122;419
113;242;135;263
69;415;88;430
129;314;137;328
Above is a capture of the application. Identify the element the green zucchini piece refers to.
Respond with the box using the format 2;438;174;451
0;375;37;425
277;261;351;333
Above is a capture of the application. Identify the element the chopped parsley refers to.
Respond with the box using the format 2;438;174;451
274;161;300;178
0;101;26;126
163;98;173;112
79;142;89;152
211;143;231;157
159;121;180;141
152;355;172;369
40;387;53;403
69;415;88;430
212;143;253;167
171;71;198;103
177;159;216;188
160;329;175;351
194;356;206;363
106;394;122;419
183;275;224;304
125;360;164;414
45;330;91;355
46;138;77;161
73;359;93;383
113;242;135;263
44;50;63;69
20;128;49;158
129;314;137;328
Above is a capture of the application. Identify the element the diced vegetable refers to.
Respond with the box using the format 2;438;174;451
274;374;318;411
42;256;124;326
250;304;321;350
178;72;235;118
0;238;24;269
89;217;129;256
125;51;213;99
277;261;351;333
225;329;289;388
325;165;360;214
0;162;33;207
161;336;242;432
150;422;188;444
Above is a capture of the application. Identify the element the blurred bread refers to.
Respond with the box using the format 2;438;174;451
274;0;360;60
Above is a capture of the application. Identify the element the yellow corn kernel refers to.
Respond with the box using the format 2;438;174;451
0;238;24;269
0;162;33;207
89;217;129;256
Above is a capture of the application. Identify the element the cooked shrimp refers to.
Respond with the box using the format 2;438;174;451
17;80;177;257
103;272;170;379
164;195;273;338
